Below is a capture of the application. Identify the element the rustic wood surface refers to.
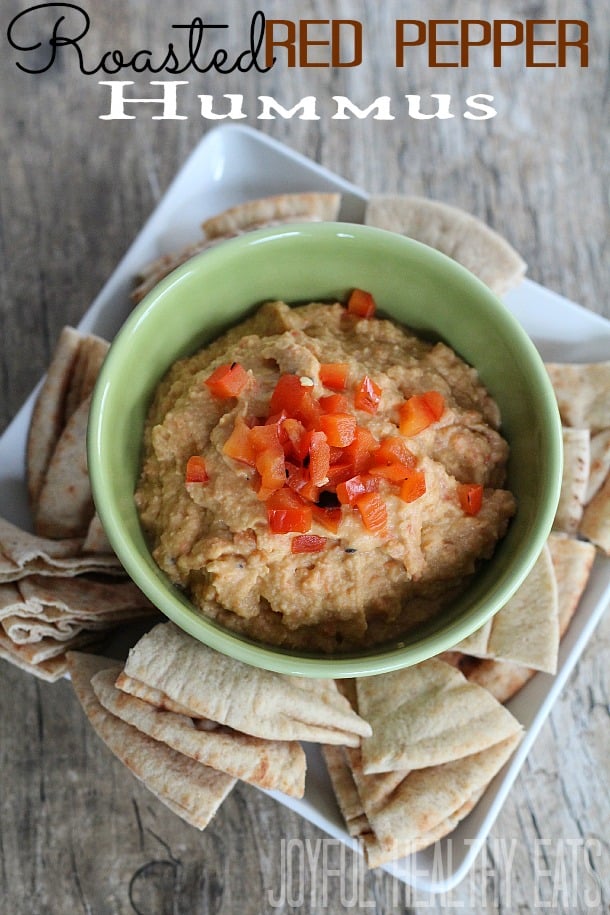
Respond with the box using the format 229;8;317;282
1;1;608;912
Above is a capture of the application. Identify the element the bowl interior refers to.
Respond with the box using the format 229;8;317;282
88;223;562;677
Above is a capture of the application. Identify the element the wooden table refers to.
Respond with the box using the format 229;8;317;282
1;2;608;912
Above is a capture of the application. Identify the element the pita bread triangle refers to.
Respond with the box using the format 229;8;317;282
545;361;610;433
356;658;522;774
364;195;526;295
553;428;590;536
93;667;305;797
345;733;521;867
121;622;371;745
455;542;559;674
68;652;236;830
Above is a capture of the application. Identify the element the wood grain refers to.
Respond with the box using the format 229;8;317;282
1;1;608;912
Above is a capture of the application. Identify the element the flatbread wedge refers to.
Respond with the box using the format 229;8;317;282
68;652;236;830
202;192;341;238
0;516;122;583
93;667;306;797
580;475;610;555
34;396;95;539
455;543;559;674
26;328;108;509
553;428;590;535
356;658;522;774
364;195;526;295
121;622;371;745
545;361;610;432
0;575;156;644
345;733;521;868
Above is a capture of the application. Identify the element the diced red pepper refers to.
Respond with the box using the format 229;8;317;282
399;470;427;503
308;431;331;486
319;393;351;414
399;391;444;436
270;374;320;425
291;534;327;554
281;418;308;460
355;492;388;536
423;390;445;421
311;504;342;534
354;375;382;415
326;461;357;487
204;362;249;398
336;474;380;506
458;483;483;516
285;463;318;503
248;422;281;453
347;288;376;319
318;412;357;447
222;417;256;467
343;426;380;473
267;488;312;533
185;455;208;484
255;445;286;498
374;436;416;468
319;363;349;391
370;461;416;482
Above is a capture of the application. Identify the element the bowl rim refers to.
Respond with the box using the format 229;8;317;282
88;221;563;677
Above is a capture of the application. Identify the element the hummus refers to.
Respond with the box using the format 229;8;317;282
135;300;515;652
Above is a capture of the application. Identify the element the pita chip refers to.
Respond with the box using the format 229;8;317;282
356;659;522;774
586;429;610;504
0;575;156;644
322;745;369;839
35;396;94;539
26;327;82;506
450;655;536;705
580;474;610;555
131;237;219;304
364;195;526;295
455;542;559;674
92;667;305;797
82;513;114;554
547;533;596;635
545;361;610;432
68;652;236;830
0;630;69;681
202;192;341;239
122;622;371;745
26;328;108;509
346;733;521;867
553;428;590;535
0;516;122;582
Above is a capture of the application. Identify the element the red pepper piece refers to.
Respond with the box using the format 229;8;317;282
347;288;376;319
291;534;327;554
354;375;382;415
319;363;349;391
343;426;380;474
204;362;249;398
311;504;342;534
336;474;380;506
399;470;427;503
370;462;416;482
458;483;483;516
308;431;331;486
318;412;357;447
374;436;416;468
267;488;312;533
270;374;320;425
399;391;445;436
185;456;208;484
355;491;388;536
319;393;351;414
222;417;257;467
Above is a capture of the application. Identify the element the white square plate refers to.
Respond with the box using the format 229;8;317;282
1;125;608;893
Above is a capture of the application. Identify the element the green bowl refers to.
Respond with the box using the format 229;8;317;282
88;223;562;677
